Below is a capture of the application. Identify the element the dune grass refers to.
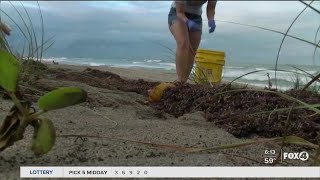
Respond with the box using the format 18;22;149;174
0;1;54;61
0;1;56;87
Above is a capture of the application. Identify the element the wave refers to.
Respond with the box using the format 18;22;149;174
225;66;245;69
133;59;164;64
132;61;145;64
41;57;320;88
144;59;163;63
255;68;268;71
223;77;313;91
223;68;318;85
43;57;98;64
42;57;68;62
159;62;175;67
307;71;317;74
81;62;106;66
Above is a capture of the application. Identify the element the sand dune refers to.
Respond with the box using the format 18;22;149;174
0;64;310;179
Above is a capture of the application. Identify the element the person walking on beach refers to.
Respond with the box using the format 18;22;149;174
168;1;217;84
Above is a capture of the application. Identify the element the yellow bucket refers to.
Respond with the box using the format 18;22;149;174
194;49;225;84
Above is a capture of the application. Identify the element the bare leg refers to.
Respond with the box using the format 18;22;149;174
186;31;202;81
169;19;190;83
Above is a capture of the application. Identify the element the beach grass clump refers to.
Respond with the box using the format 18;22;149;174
0;3;87;156
189;66;216;87
0;49;87;156
20;59;49;86
0;2;55;96
0;1;54;61
1;3;46;88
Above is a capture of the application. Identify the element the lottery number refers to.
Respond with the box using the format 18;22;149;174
113;170;147;176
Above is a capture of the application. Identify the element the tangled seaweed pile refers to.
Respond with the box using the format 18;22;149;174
151;84;320;143
46;68;159;96
12;64;320;144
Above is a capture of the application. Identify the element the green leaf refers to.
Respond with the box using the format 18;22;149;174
37;87;87;111
0;49;20;92
31;118;56;156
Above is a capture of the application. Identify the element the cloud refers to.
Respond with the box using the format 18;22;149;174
2;1;42;10
1;1;319;65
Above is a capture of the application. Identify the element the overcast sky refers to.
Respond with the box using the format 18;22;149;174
1;1;319;65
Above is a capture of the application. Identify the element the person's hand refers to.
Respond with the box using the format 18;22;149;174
208;19;216;33
186;19;201;32
0;22;11;36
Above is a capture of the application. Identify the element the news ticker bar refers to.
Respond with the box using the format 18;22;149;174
21;166;320;178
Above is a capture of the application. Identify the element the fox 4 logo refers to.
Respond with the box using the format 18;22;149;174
283;151;309;161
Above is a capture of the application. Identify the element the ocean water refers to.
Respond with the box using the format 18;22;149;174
43;57;320;91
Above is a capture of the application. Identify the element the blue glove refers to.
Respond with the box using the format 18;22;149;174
208;19;216;33
186;19;201;32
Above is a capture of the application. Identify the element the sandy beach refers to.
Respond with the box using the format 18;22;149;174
0;63;312;179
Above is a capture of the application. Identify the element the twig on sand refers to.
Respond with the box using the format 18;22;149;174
19;84;46;94
267;105;278;123
307;113;318;118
